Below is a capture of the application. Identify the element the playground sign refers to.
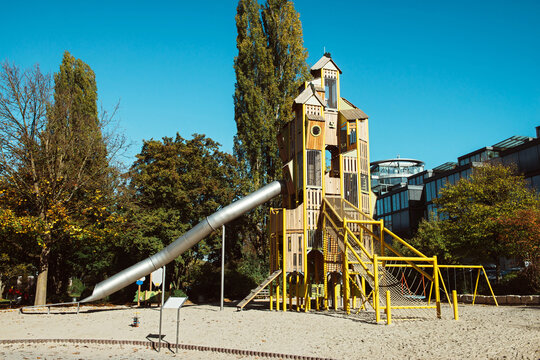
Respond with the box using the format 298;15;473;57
161;296;188;354
152;268;163;286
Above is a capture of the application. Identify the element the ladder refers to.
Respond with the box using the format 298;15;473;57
237;269;282;310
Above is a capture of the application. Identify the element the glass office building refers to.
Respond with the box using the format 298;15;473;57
370;158;424;195
370;159;425;239
372;126;540;239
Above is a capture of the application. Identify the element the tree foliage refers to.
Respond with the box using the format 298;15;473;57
411;164;540;284
234;0;309;187
497;208;540;291
0;53;124;304
122;134;242;293
233;0;309;260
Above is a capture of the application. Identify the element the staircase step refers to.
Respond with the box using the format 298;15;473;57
237;270;283;310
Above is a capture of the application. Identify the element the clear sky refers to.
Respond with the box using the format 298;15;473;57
1;0;539;170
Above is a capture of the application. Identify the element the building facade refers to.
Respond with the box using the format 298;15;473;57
371;158;424;195
373;127;540;239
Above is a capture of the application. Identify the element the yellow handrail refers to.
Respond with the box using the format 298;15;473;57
322;198;344;224
354;222;381;242
341;196;371;219
323;210;344;238
379;242;434;281
347;219;383;225
383;228;428;258
345;242;374;278
344;227;373;261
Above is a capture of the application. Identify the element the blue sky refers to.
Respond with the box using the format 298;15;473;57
1;0;539;169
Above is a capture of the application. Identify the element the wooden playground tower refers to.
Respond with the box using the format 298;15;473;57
261;54;447;321
236;54;497;321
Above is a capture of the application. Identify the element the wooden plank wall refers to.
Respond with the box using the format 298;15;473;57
306;120;325;150
285;233;303;272
306;188;322;230
325;112;338;146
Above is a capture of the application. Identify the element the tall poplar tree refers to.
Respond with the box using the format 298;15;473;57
262;0;310;131
37;52;111;304
233;0;309;259
234;0;273;189
47;51;108;192
233;0;309;189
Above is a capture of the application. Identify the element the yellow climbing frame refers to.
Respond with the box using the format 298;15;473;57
321;197;442;321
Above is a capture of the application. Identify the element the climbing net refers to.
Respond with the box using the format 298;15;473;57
323;196;453;321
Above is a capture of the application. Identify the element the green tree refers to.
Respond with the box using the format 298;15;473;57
0;53;124;304
497;209;540;291
409;217;457;264
47;51;108;186
233;0;309;259
234;0;309;188
234;0;274;189
122;134;241;294
262;0;310;125
411;164;539;278
0;62;50;298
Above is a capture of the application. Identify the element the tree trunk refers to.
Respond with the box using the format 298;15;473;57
34;245;50;305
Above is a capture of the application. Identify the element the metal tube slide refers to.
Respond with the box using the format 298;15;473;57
81;180;285;303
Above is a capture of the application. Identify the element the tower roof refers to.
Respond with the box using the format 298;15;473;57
340;108;368;120
339;98;369;119
294;83;325;107
311;54;342;75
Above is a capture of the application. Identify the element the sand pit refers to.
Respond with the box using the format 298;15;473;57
0;303;539;359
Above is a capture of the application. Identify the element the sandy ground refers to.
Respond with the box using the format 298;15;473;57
0;302;539;359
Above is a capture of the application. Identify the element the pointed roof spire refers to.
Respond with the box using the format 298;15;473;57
310;53;342;75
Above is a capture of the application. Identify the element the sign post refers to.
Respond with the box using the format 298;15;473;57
221;225;225;311
162;296;188;353
155;266;165;352
136;277;145;307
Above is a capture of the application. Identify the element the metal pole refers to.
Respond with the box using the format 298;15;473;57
433;256;441;319
373;254;380;323
452;290;459;320
386;290;392;325
176;307;180;353
158;266;165;352
221;225;225;311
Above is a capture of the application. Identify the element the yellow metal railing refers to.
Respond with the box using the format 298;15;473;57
386;263;498;306
266;195;499;321
322;196;443;320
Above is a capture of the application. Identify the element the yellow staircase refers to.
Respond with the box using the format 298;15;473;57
322;196;445;320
